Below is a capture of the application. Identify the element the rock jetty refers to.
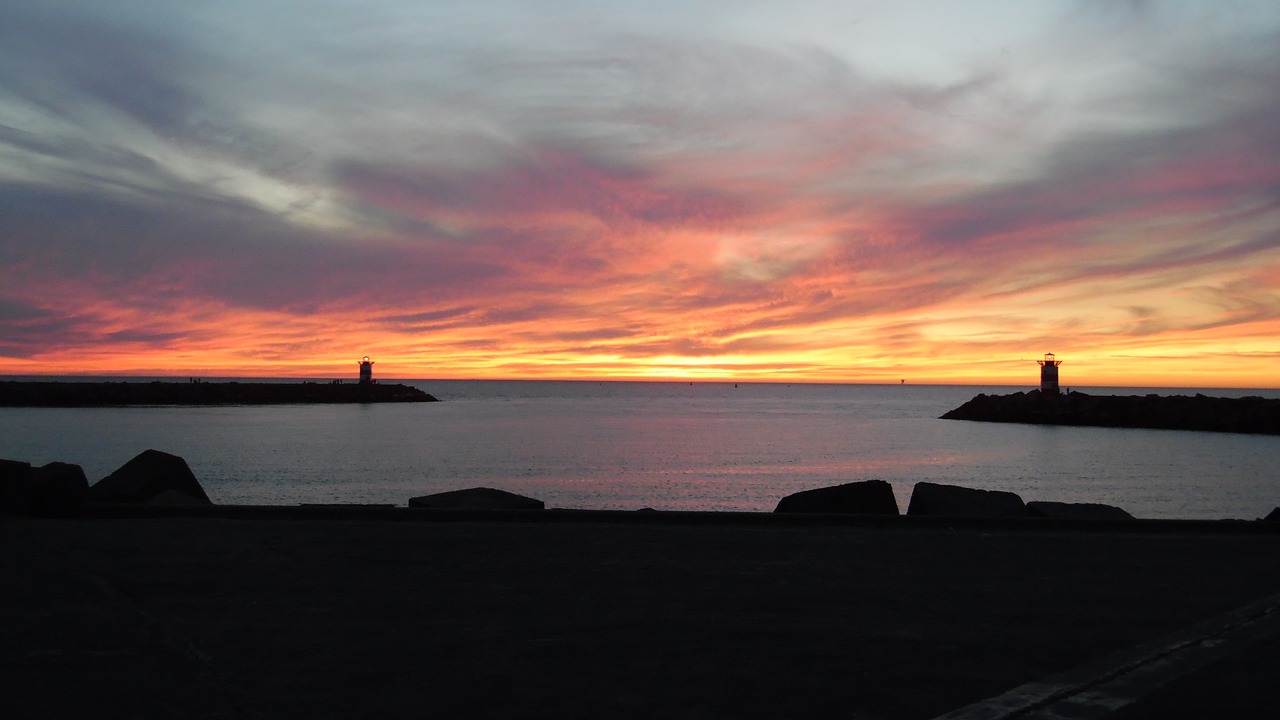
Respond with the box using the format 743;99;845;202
941;389;1280;435
0;380;438;406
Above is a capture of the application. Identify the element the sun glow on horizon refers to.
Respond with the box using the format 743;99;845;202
3;330;1277;389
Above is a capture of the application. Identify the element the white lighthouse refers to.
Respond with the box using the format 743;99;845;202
1037;353;1062;395
358;356;374;384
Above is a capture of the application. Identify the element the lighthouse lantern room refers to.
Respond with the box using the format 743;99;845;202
1037;353;1062;395
358;356;374;384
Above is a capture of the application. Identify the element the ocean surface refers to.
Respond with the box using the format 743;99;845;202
2;379;1278;519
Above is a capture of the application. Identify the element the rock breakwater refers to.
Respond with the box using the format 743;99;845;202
941;389;1280;435
0;380;438;406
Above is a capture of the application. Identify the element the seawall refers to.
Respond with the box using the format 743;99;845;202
0;380;438;406
941;389;1280;434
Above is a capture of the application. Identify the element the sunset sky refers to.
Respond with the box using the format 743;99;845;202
2;1;1279;386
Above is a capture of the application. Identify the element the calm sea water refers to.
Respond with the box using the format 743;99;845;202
2;380;1278;519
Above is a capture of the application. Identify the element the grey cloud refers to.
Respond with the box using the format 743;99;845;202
0;297;53;323
889;33;1280;302
0;124;163;175
333;146;745;229
0;5;202;135
379;307;479;325
0;4;318;195
103;328;192;345
0;302;98;358
0;182;513;313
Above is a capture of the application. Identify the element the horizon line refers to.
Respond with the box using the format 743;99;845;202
2;374;1277;392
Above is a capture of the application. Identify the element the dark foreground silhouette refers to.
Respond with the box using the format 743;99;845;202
0;380;438;406
942;389;1280;435
3;514;1278;719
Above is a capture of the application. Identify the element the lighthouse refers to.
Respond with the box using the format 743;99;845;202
358;356;374;384
1037;353;1062;395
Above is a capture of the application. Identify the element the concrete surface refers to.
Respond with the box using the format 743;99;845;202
3;513;1278;719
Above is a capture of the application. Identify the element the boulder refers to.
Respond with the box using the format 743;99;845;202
906;482;1028;518
0;458;35;516
774;480;899;515
409;487;544;510
89;449;211;505
33;462;89;517
1026;501;1134;521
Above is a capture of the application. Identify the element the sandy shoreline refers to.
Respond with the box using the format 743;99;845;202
4;511;1279;719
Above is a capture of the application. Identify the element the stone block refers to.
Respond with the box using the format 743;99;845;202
409;487;544;510
0;458;35;516
906;482;1027;518
774;480;899;515
1026;501;1134;521
33;462;89;517
89;449;211;504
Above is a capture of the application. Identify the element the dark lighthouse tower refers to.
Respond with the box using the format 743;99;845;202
358;356;374;384
1037;353;1062;395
